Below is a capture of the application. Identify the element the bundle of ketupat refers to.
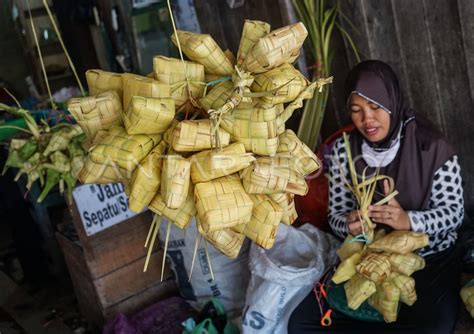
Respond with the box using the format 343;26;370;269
1;103;86;203
332;230;429;323
68;18;332;272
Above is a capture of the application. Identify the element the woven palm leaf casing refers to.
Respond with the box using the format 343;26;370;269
68;91;123;139
161;155;191;209
128;141;167;212
190;142;255;183
197;216;246;259
268;192;297;225
236;20;271;66
241;155;308;195
86;69;123;98
194;174;253;233
368;281;400;323
153;56;205;109
171;31;234;76
122;73;171;110
78;157;128;184
89;126;161;172
241;22;308;73
123;96;175;135
277;129;321;176
369;231;429;254
344;274;377;310
149;187;196;230
251;63;308;105
170;119;230;152
234;194;282;249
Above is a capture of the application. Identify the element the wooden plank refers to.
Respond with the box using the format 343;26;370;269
193;0;284;54
0;270;74;334
94;250;172;309
102;280;177;320
457;0;474;104
339;0;372;64
355;1;410;102
390;0;444;128
422;0;474;211
68;200;155;279
56;233;104;329
193;0;228;49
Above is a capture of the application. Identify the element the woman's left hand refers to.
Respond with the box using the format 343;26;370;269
368;180;411;231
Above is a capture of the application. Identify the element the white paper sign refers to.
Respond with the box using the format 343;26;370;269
72;183;139;236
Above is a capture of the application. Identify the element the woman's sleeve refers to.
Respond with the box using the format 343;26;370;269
327;139;357;238
407;156;464;236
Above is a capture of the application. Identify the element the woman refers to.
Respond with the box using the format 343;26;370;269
288;60;464;333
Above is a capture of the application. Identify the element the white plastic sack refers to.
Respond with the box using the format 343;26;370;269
158;218;250;318
242;223;340;334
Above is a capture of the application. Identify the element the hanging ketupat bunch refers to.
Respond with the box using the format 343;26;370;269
69;18;332;279
1;103;86;202
331;133;430;323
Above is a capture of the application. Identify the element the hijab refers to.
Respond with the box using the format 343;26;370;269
344;60;456;210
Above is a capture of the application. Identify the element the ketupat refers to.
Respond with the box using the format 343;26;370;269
67;91;123;138
149;187;196;230
356;252;391;284
195;174;253;233
268;192;297;225
128;141;167;212
122;73;171;110
388;252;425;276
161;155;191;209
369;231;429;254
153;56;205;110
86;69;123;98
189;142;255;183
233;194;282;249
368;281;401;323
236;20;271;66
169;119;230;152
78;158;128;184
251;63;308;105
43;124;83;157
241;155;308;195
123;97;175;135
344;274;377;310
390;272;417;306
241;22;308;73
277;129;321;176
171;31;234;76
89;126;161;171
332;252;362;284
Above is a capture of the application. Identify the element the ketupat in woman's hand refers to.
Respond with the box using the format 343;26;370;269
368;179;411;231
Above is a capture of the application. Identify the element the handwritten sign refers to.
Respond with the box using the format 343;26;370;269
72;183;140;236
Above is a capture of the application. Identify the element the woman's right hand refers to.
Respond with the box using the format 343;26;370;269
346;210;363;236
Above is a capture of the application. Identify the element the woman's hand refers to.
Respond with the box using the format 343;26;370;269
346;210;364;236
368;180;411;231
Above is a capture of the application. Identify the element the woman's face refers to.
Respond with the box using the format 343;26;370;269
349;94;390;142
